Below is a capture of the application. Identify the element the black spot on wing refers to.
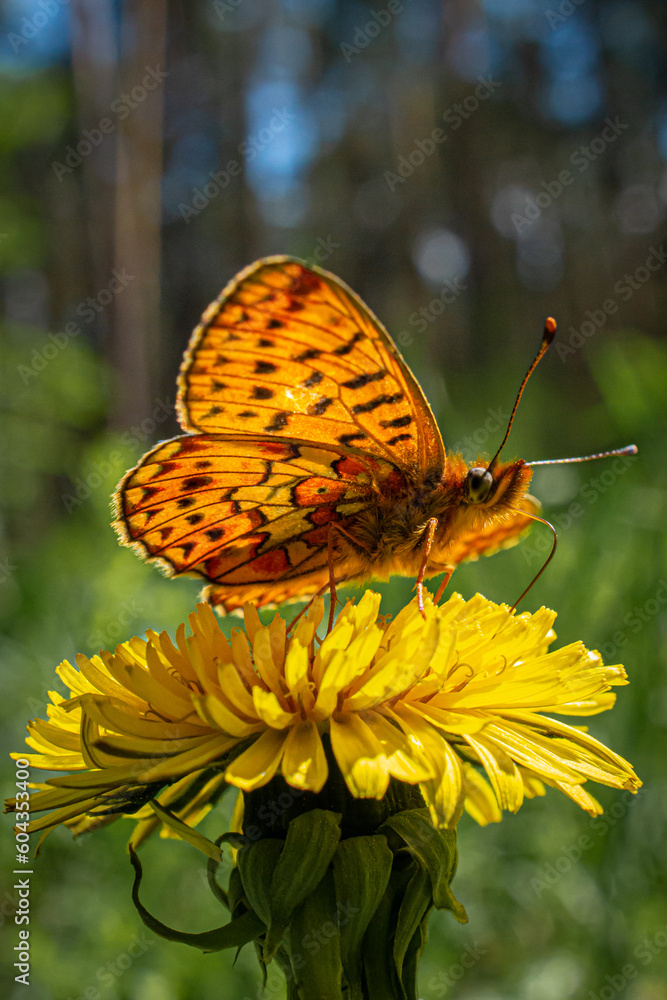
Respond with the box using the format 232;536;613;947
308;397;333;416
380;414;413;429
338;432;367;445
342;369;386;390
139;485;161;501
252;386;274;400
295;348;321;362
264;412;289;433
182;476;213;490
255;360;277;375
387;433;413;446
351;392;403;415
333;331;365;356
302;370;324;388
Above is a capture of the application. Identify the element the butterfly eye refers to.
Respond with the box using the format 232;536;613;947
466;467;494;503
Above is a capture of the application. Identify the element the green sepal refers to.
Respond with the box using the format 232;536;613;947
288;868;344;1000
264;809;342;960
147;800;222;860
380;809;467;923
227;865;246;916
332;834;393;999
237;838;284;927
273;947;295;998
400;921;428;1000
129;847;263;952
393;861;432;981
206;834;233;910
362;866;413;1000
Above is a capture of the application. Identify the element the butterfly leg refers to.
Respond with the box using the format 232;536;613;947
416;518;439;619
323;521;364;632
286;584;330;635
434;567;454;605
326;525;341;633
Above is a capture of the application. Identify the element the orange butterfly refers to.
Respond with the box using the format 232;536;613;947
113;257;628;614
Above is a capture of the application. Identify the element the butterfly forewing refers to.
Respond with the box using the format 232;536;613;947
177;257;445;479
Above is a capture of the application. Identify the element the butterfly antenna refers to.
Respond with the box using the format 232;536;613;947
527;444;638;466
487;317;557;473
512;444;638;606
507;506;558;610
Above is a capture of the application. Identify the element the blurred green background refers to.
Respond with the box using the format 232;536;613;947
1;1;666;998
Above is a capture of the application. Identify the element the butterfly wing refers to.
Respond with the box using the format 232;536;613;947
440;495;541;569
177;256;445;481
114;434;400;612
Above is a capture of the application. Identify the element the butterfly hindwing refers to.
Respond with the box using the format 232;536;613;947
115;434;399;612
443;495;541;569
177;256;445;480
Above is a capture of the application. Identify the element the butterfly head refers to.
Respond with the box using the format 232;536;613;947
465;466;494;503
464;459;531;510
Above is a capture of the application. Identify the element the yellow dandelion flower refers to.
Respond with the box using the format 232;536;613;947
7;590;640;846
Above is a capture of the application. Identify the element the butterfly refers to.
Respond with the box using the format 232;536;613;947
114;256;549;614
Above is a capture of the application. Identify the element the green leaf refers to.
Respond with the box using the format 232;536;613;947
265;809;342;959
332;834;394;998
129;848;263;952
289;869;344;1000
